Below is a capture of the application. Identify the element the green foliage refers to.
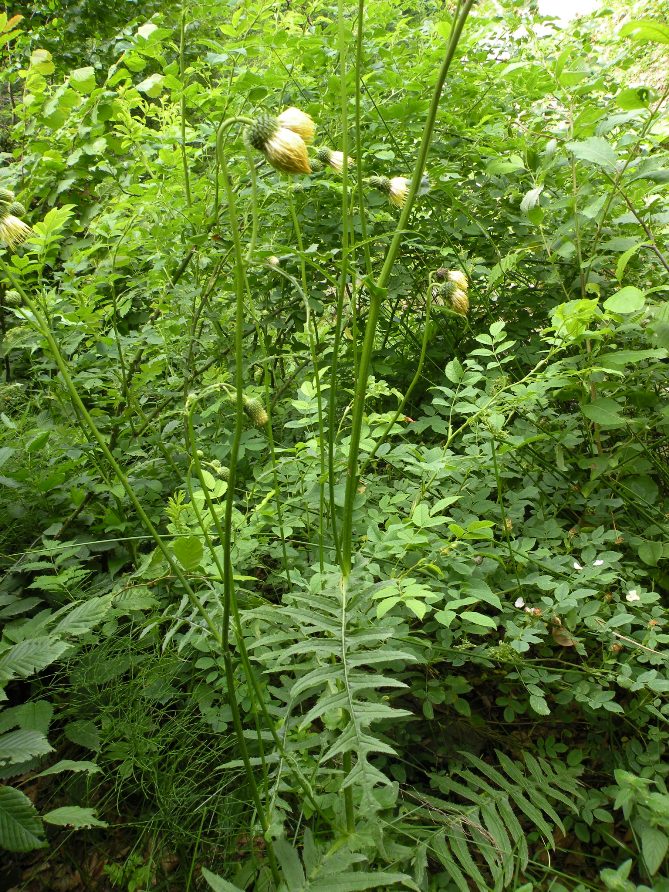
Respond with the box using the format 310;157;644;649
428;751;582;891
1;0;669;888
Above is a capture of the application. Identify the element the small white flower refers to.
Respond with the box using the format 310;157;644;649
514;597;525;609
572;561;582;570
626;590;640;603
593;559;604;567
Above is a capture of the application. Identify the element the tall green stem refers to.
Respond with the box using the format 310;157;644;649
339;0;476;575
179;10;192;208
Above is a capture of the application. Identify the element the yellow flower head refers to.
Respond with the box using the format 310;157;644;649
450;288;469;316
0;211;31;251
316;147;354;173
277;107;316;144
447;270;468;291
389;176;410;208
265;127;311;174
246;114;311;175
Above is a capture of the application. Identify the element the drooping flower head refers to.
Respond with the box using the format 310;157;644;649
316;147;354;173
277;107;316;144
388;176;410;208
0;192;31;251
450;288;469;315
447;269;468;291
432;269;470;316
366;175;391;194
246;113;311;175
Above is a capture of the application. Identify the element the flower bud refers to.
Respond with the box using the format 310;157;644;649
243;396;269;428
0;188;15;203
8;201;26;217
209;460;229;480
3;289;21;307
366;175;390;194
447;270;468;291
433;281;456;300
316;147;353;173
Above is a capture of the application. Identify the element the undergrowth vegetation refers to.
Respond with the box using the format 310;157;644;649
1;0;669;889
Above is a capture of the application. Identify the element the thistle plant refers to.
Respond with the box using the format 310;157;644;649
316;146;354;172
245;107;315;174
365;174;412;207
242;394;269;428
434;267;470;314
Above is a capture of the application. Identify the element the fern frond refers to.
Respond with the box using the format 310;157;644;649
417;750;582;891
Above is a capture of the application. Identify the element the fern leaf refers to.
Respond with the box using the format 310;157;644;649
431;832;471;892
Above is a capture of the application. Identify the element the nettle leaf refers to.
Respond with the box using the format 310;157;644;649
615;87;652;110
51;595;113;637
64;720;100;751
581;399;626;428
0;785;45;852
29;48;54;75
640;825;668;876
0;701;53;734
615;242;650;281
0;637;68;685
567;137;617;171
36;760;100;778
43;806;107;829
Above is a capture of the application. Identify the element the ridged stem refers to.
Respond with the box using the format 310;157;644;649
340;0;476;576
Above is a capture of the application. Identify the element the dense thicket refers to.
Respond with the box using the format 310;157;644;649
1;2;669;890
